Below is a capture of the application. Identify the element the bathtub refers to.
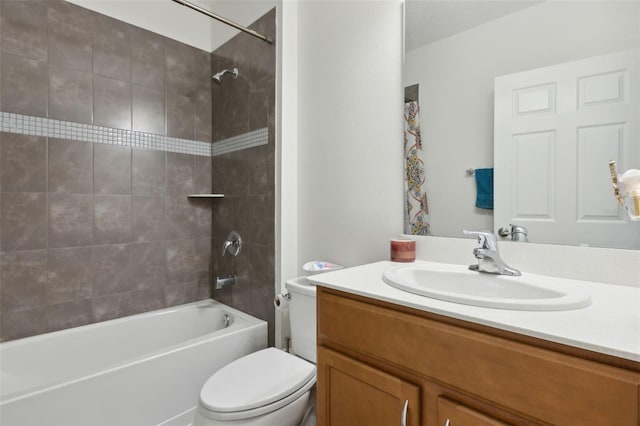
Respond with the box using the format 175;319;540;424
0;299;267;426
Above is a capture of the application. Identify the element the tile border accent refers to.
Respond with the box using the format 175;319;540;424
211;127;269;157
1;112;269;157
0;112;212;156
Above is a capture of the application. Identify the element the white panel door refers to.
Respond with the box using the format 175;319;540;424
494;49;640;248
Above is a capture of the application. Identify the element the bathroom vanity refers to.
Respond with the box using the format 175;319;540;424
311;261;640;426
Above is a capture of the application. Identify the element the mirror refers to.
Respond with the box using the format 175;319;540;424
403;0;639;249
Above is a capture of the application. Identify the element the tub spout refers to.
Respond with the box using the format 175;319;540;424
215;274;236;290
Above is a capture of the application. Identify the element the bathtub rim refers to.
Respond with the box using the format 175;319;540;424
0;299;267;404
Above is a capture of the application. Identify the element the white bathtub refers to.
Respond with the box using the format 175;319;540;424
0;299;267;426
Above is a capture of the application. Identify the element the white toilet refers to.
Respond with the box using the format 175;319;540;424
194;277;317;426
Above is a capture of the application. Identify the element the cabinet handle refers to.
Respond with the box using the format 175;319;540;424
444;419;451;426
401;400;409;426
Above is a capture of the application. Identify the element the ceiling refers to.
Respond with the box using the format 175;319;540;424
405;0;543;51
71;0;543;53
69;0;275;52
201;0;276;50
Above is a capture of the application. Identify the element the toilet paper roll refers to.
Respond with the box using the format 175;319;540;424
274;293;291;310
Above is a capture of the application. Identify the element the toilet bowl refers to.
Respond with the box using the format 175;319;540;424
194;348;316;425
194;277;317;426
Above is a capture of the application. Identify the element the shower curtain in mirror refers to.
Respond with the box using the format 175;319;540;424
403;101;431;235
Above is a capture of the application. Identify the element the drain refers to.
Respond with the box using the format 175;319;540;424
222;314;232;328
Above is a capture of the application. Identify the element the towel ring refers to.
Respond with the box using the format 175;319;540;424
465;168;475;176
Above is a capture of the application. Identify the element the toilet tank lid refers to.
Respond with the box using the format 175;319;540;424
200;348;316;413
285;277;317;296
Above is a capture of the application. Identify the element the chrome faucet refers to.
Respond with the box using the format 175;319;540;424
215;274;236;290
497;224;529;242
222;231;242;256
463;230;521;276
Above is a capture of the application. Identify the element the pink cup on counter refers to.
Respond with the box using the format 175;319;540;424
390;238;415;262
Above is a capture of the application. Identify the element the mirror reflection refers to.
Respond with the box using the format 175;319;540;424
403;0;640;249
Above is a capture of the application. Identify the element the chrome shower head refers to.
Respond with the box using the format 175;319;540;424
212;67;238;85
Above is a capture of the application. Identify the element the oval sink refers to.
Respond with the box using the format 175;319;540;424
382;263;591;311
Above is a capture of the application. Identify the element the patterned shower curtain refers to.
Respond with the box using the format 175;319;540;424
403;101;431;235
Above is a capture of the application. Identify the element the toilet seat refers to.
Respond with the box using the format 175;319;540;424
199;348;316;421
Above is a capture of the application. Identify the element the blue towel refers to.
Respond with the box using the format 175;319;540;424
474;168;493;209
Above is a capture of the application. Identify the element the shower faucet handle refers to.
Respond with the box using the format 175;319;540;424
222;231;242;256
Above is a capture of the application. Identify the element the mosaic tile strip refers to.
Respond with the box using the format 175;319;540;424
0;112;213;157
211;127;269;157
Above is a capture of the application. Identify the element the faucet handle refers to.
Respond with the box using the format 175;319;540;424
222;231;242;256
463;230;498;250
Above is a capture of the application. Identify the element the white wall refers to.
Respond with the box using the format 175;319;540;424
276;0;298;348
69;0;214;51
205;1;278;51
294;0;405;273
404;1;640;239
69;0;276;52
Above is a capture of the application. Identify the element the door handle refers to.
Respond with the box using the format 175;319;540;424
401;400;409;426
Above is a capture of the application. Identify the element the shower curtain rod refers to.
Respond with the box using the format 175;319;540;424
171;0;274;44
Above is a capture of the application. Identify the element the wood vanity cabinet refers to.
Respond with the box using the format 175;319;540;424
316;287;640;426
318;346;420;425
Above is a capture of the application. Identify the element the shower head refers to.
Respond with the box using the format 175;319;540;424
212;67;238;85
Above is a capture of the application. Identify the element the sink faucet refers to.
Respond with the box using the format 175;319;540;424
463;230;521;276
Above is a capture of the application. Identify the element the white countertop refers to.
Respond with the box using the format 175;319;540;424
308;260;640;362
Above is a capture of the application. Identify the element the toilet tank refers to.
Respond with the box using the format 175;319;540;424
285;277;317;363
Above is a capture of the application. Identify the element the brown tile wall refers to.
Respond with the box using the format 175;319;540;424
0;0;212;140
0;0;213;341
210;9;276;345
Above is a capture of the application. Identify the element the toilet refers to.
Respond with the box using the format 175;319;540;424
194;277;317;426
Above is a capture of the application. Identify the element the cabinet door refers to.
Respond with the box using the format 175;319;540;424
437;397;510;426
318;289;640;425
318;346;420;426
